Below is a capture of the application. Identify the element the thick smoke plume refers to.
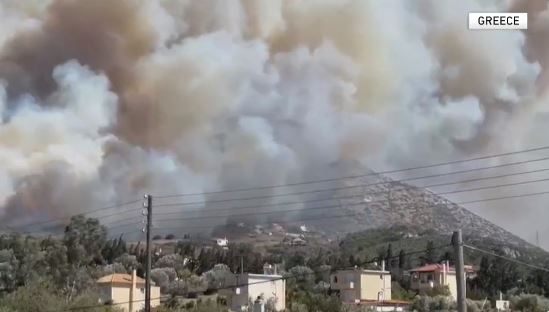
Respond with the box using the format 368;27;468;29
0;0;548;244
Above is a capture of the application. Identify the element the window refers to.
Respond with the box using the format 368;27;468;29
333;276;338;283
140;288;144;293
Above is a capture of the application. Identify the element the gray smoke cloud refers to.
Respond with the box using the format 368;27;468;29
0;0;548;244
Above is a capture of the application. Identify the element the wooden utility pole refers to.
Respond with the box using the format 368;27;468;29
144;194;153;312
453;230;466;312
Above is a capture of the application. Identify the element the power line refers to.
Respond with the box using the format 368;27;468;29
12;150;549;237
463;244;549;273
9;149;549;235
27;154;549;234
145;177;549;224
457;190;549;205
159;188;549;223
109;210;363;237
2;199;141;231
38;166;549;236
434;176;549;196
149;169;549;219
155;145;549;199
155;155;549;207
109;187;549;237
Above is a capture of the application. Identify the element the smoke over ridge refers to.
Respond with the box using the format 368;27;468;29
0;0;548;242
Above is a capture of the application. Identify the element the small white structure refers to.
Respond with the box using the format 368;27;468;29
97;270;161;312
300;225;308;233
496;292;510;311
220;271;285;311
263;263;279;275
496;300;510;311
215;237;229;247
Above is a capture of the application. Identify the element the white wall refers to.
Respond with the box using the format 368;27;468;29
105;285;161;312
224;274;286;311
411;271;458;301
247;276;285;311
330;271;391;303
111;286;131;312
360;273;392;301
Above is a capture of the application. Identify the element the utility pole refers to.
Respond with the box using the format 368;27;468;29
143;194;153;312
453;230;466;312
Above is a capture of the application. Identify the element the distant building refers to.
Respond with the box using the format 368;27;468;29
271;223;284;233
97;270;161;312
219;267;286;311
285;233;304;239
214;237;229;248
284;233;306;246
330;267;392;305
409;262;476;300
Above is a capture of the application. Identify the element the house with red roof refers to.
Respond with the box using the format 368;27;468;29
409;262;476;300
97;270;161;312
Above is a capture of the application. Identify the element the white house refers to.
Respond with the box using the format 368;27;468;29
97;270;161;312
330;267;409;311
330;268;392;304
219;269;286;311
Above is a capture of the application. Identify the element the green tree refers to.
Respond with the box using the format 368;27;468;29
385;243;393;269
0;249;19;291
473;256;491;293
64;216;107;266
348;255;356;267
421;241;436;265
62;216;108;301
40;239;70;289
175;241;195;257
151;268;172;293
398;249;407;270
203;264;233;290
114;253;140;273
102;236;127;264
286;266;315;291
471;251;521;297
288;293;343;312
155;254;187;272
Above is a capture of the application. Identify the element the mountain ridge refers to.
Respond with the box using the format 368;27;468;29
292;170;533;249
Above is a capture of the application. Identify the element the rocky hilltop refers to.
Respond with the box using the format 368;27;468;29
300;171;531;248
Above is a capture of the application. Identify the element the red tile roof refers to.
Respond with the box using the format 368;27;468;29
97;273;151;286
